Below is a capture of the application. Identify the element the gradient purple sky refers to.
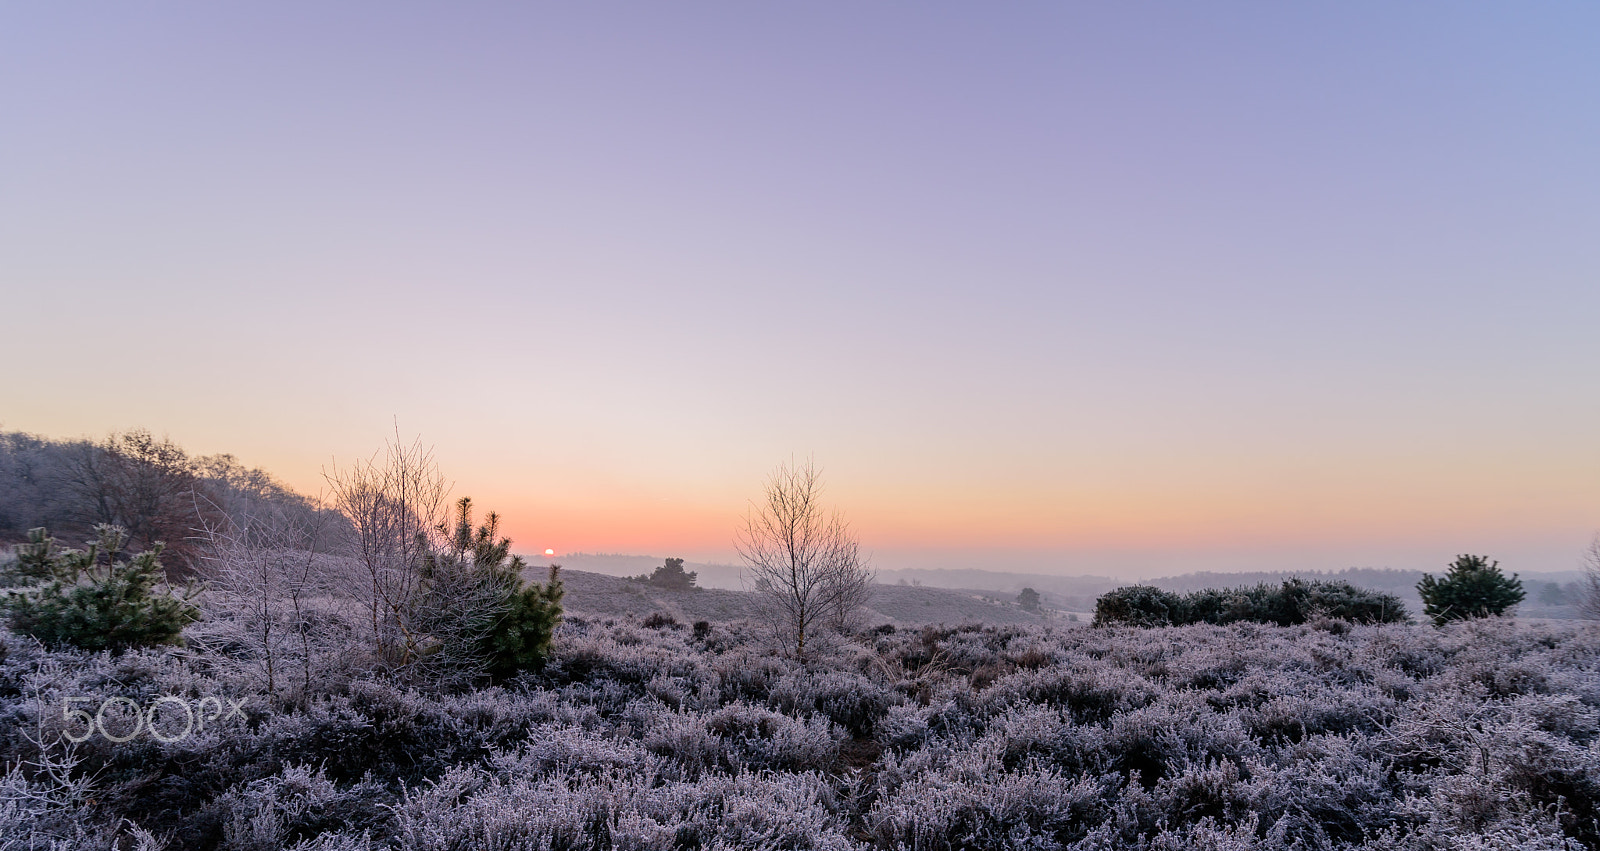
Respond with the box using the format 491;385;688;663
4;4;1598;577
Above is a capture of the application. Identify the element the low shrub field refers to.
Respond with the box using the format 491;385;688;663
3;615;1598;850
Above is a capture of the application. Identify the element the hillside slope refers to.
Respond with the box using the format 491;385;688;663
550;568;1057;627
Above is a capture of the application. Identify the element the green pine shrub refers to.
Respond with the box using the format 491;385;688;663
1417;554;1525;626
482;563;564;680
3;525;200;651
419;498;564;681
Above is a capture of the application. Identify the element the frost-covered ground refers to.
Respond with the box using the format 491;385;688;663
3;617;1598;850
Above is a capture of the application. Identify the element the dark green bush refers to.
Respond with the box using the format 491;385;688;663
3;525;200;651
643;611;679;629
482;564;564;680
1418;554;1524;626
1303;579;1410;624
1094;580;1408;628
635;557;697;591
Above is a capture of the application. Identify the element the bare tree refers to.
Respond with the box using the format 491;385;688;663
1582;534;1600;620
736;458;873;663
55;430;220;575
324;432;450;670
193;452;352;552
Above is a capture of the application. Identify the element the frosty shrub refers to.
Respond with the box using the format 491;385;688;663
708;701;847;772
393;767;859;851
769;668;899;737
195;512;359;705
1093;585;1185;627
868;762;1110;849
218;764;390;851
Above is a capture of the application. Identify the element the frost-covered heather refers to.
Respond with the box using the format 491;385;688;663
2;616;1598;849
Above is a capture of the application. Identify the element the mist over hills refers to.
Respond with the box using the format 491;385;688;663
553;568;1056;627
552;553;1592;621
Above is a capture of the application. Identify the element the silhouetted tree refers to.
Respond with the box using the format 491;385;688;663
1017;587;1042;613
645;557;698;591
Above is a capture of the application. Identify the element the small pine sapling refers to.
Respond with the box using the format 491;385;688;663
417;498;565;683
1418;554;1525;626
482;563;564;680
4;525;201;651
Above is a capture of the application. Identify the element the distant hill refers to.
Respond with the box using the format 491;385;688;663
549;568;1060;628
545;553;745;589
877;568;1117;610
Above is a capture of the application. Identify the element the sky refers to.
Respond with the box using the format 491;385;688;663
3;4;1598;579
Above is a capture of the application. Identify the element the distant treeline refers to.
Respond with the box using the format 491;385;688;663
1094;579;1410;627
0;429;347;575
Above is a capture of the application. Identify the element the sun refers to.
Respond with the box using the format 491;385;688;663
544;548;555;557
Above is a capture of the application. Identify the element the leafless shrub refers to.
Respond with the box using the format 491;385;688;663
324;433;449;671
1581;534;1600;620
197;508;358;704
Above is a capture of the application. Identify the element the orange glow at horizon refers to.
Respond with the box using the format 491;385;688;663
475;464;1596;564
11;411;1591;573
